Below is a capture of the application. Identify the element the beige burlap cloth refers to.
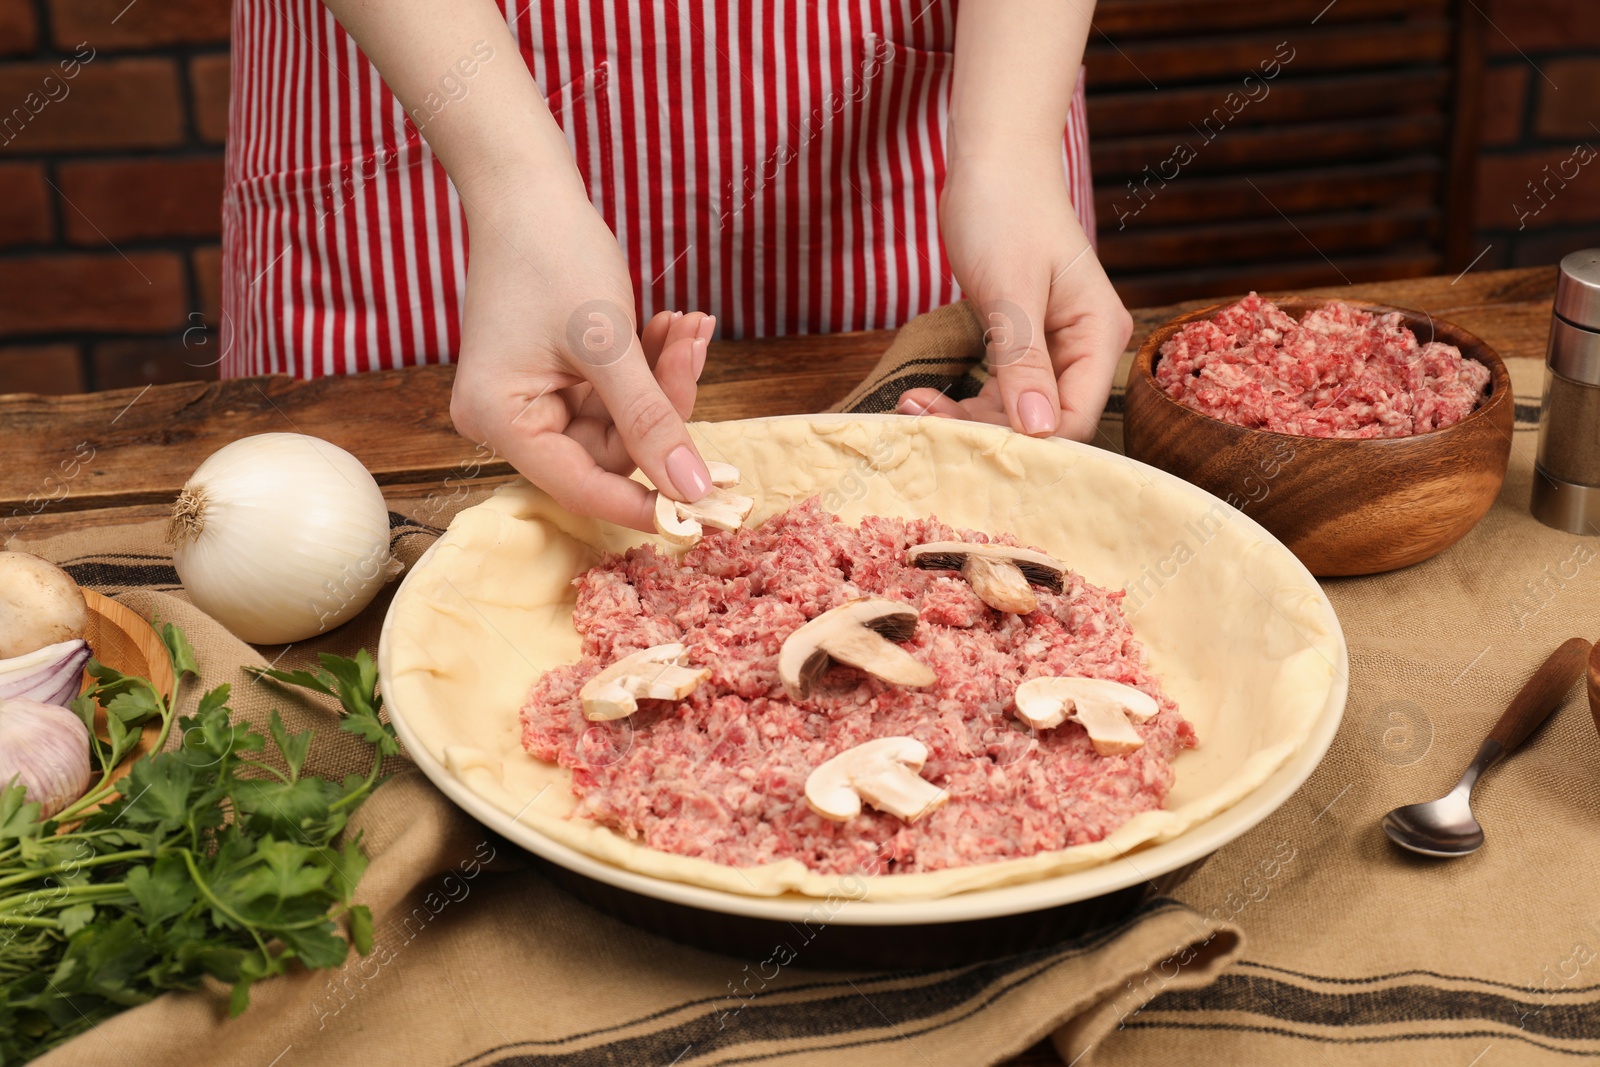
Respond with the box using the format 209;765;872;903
23;301;1600;1066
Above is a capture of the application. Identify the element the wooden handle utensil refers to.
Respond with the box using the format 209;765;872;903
1486;637;1591;753
1588;639;1600;743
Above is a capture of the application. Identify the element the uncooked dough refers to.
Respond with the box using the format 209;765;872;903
380;415;1341;901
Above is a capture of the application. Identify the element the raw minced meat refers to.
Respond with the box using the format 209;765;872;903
1154;292;1491;438
520;500;1195;877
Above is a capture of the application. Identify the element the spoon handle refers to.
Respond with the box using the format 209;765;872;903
1588;640;1600;743
1486;637;1591;754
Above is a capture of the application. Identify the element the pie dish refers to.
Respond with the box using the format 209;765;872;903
378;414;1347;918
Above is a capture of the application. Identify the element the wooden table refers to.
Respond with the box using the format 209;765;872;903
0;266;1559;1064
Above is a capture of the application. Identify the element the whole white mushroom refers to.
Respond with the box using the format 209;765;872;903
0;552;88;660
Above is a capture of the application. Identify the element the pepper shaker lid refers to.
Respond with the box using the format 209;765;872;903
1554;249;1600;329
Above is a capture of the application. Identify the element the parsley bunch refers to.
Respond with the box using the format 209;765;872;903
0;625;399;1063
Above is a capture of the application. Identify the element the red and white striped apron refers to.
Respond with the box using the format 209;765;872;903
221;0;1095;378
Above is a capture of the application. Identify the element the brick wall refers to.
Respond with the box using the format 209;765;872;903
0;0;228;394
1474;0;1600;269
0;0;1595;395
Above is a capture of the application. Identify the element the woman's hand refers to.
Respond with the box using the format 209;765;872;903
907;0;1127;443
900;156;1132;443
450;189;716;532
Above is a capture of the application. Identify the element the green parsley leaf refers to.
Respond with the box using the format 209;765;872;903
330;836;369;904
348;904;374;956
0;783;42;848
57;905;96;937
105;687;162;726
125;856;196;927
268;709;313;781
280;921;348;970
233;778;329;840
115;756;196;836
244;665;335;698
159;622;200;680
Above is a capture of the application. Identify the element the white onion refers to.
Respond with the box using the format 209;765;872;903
168;433;397;644
0;697;91;817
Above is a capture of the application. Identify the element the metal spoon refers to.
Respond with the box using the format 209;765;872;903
1382;637;1590;858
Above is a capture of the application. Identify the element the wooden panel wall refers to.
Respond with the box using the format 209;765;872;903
1087;0;1484;306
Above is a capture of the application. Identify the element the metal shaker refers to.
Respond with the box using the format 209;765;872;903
1531;249;1600;534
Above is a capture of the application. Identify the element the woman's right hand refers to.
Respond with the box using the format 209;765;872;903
450;190;716;532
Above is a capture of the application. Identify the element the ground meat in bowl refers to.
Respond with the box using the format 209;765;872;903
1154;293;1491;439
520;500;1195;877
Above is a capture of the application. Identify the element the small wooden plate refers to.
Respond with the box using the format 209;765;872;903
80;590;174;701
79;590;174;780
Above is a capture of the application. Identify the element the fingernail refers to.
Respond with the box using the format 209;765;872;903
1018;392;1056;435
700;316;716;342
671;310;684;320
667;445;712;499
897;397;924;415
692;336;708;380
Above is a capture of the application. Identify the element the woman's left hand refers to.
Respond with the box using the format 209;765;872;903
901;156;1132;443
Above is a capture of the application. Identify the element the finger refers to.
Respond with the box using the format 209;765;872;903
896;387;1011;427
647;311;706;380
979;278;1060;437
1050;303;1134;443
1054;339;1120;443
566;408;636;473
667;311;707;360
569;331;700;470
962;380;1013;425
657;333;702;420
694;315;715;379
494;392;658;531
639;310;679;369
584;334;714;502
588;314;703;424
570;315;701;471
567;309;705;473
896;388;965;418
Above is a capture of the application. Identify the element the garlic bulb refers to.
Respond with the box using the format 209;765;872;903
0;697;91;817
168;433;398;644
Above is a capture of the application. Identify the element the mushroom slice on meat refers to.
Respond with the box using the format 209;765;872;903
777;598;936;700
907;541;1066;614
580;642;711;721
805;736;948;823
1012;676;1158;756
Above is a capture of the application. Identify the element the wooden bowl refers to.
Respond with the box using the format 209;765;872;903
1123;300;1514;576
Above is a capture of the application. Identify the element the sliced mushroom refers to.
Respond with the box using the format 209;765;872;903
907;541;1066;614
705;461;742;487
652;484;756;547
778;598;936;700
1012;676;1158;756
580;642;711;721
805;736;948;823
653;493;702;545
